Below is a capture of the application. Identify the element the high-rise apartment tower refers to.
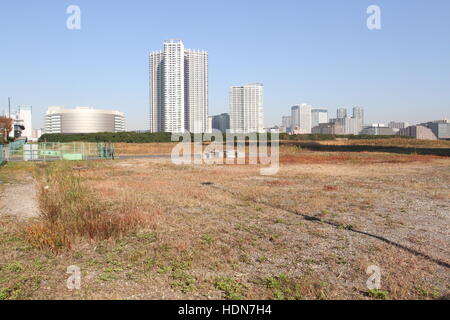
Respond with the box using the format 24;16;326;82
150;40;208;133
230;83;264;133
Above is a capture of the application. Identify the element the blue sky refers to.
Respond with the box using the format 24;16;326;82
1;0;449;130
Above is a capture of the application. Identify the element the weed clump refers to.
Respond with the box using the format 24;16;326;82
265;274;303;300
367;289;389;299
25;162;150;251
214;277;244;300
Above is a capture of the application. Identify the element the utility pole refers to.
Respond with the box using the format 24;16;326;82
8;97;11;118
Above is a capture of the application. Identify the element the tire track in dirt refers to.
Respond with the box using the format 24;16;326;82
206;182;450;270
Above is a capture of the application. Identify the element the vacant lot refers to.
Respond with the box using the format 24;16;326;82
0;147;449;300
112;138;450;156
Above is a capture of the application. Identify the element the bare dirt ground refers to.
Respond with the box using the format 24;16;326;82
0;150;449;300
0;175;39;220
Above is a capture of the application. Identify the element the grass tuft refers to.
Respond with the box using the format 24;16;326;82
24;162;151;251
214;277;244;300
367;289;389;299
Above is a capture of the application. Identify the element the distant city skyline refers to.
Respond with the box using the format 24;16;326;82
1;1;449;130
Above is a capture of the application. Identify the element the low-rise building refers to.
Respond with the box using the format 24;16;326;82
398;125;437;140
45;106;126;134
388;121;409;131
420;120;450;140
312;122;345;135
360;124;396;136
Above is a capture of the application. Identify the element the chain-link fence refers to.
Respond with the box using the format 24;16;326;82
4;142;116;162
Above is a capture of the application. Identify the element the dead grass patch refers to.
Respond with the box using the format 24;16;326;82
24;162;156;251
279;153;444;165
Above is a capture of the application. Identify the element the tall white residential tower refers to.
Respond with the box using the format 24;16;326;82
229;83;264;133
150;40;208;133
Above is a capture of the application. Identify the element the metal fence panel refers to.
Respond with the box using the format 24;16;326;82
2;142;116;162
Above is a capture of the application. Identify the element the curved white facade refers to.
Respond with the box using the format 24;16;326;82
45;107;126;134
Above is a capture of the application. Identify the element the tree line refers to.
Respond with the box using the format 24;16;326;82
38;132;409;143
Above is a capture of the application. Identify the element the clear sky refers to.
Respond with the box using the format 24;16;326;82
1;0;449;130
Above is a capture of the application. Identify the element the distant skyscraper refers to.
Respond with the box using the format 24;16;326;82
211;113;230;133
337;108;347;119
230;83;264;133
311;109;328;128
291;104;312;134
291;106;299;129
282;116;292;131
184;49;209;133
352;107;364;134
333;107;364;135
150;40;208;133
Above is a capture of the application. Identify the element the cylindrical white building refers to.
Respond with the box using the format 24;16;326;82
45;106;126;134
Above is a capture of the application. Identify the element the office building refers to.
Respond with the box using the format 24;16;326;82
150;40;208;133
44;106;126;134
312;122;344;135
360;124;396;135
420;120;450;140
352;107;364;133
333;107;364;135
291;104;312;134
211;113;230;133
291;106;299;130
337;108;347;119
311;109;328;129
388;121;409;130
343;117;360;135
282;116;291;130
398;126;437;140
230;83;264;133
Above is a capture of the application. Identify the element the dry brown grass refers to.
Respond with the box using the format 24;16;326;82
315;138;450;149
113;139;450;157
23;162;157;251
279;152;445;165
115;143;177;155
1;147;449;300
